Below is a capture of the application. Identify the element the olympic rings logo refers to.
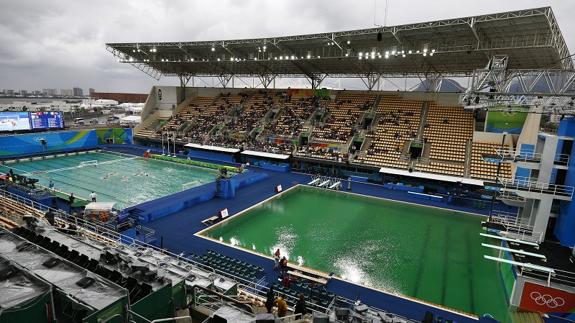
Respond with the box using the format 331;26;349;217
530;292;565;308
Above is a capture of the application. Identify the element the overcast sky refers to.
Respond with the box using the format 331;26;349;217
0;0;573;93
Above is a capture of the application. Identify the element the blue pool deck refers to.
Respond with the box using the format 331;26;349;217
103;145;507;322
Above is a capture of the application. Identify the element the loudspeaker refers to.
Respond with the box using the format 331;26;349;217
377;31;383;41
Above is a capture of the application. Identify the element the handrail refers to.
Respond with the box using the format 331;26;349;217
499;176;574;199
495;148;570;165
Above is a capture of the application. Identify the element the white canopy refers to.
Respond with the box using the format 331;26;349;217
241;150;290;160
184;143;240;153
379;167;484;186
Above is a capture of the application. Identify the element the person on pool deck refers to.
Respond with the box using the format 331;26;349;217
68;193;75;212
273;248;281;270
265;287;274;313
279;257;288;277
89;191;97;202
48;180;54;191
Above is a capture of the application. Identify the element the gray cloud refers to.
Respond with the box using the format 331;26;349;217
0;0;572;93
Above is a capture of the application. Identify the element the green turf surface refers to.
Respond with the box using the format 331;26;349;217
0;151;218;209
486;109;528;134
202;186;511;322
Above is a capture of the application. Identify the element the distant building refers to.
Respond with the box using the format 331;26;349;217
89;88;95;95
42;88;58;96
32;90;42;96
60;89;74;96
90;92;148;103
19;90;28;97
6;90;14;96
73;87;83;97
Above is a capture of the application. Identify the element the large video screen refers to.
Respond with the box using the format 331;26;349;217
0;112;32;131
30;111;64;129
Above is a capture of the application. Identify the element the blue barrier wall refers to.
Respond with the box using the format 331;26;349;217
188;149;235;163
0;128;133;159
555;117;575;246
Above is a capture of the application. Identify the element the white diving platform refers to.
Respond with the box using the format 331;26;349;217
483;255;555;274
480;233;540;248
184;143;240;153
481;243;546;260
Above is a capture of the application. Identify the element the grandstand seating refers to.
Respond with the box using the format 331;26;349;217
470;142;512;181
134;89;524;181
312;92;375;143
355;96;422;169
197;250;265;282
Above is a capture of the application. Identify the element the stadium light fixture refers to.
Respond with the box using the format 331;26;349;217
345;53;349;57
423;52;427;57
254;57;258;61
211;46;215;52
217;58;220;61
306;54;311;59
429;52;434;56
263;45;267;51
347;40;351;45
408;50;412;54
290;55;295;60
317;55;321;58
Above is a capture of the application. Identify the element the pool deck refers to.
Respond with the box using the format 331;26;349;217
103;145;507;322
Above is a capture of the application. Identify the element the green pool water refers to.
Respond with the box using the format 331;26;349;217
202;185;511;322
1;151;218;208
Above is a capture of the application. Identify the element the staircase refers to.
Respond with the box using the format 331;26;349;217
416;102;429;140
463;139;473;177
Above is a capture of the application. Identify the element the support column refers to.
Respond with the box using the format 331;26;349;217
258;74;276;89
360;73;382;91
217;74;234;88
178;73;193;103
307;74;327;90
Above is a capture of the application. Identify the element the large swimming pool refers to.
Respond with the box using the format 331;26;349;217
1;151;219;208
200;185;511;322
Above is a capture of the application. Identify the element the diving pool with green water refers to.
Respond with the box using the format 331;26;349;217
201;185;511;322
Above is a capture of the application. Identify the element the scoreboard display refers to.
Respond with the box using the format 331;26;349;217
0;112;32;131
30;111;65;129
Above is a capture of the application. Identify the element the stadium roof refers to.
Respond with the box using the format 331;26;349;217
107;7;572;82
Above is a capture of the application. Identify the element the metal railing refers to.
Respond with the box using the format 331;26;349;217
495;148;570;165
0;186;447;322
488;211;543;243
499;176;574;199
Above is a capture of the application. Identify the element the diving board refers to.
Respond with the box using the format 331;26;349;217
379;167;484;186
241;150;290;160
319;180;330;187
483;255;555;274
481;243;546;259
480;233;540;248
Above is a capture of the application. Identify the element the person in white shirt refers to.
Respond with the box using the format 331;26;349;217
89;191;97;202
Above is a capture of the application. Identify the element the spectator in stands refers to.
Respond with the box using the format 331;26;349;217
90;191;97;202
275;297;288;317
68;193;75;213
294;294;307;318
45;209;55;226
265;287;275;313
